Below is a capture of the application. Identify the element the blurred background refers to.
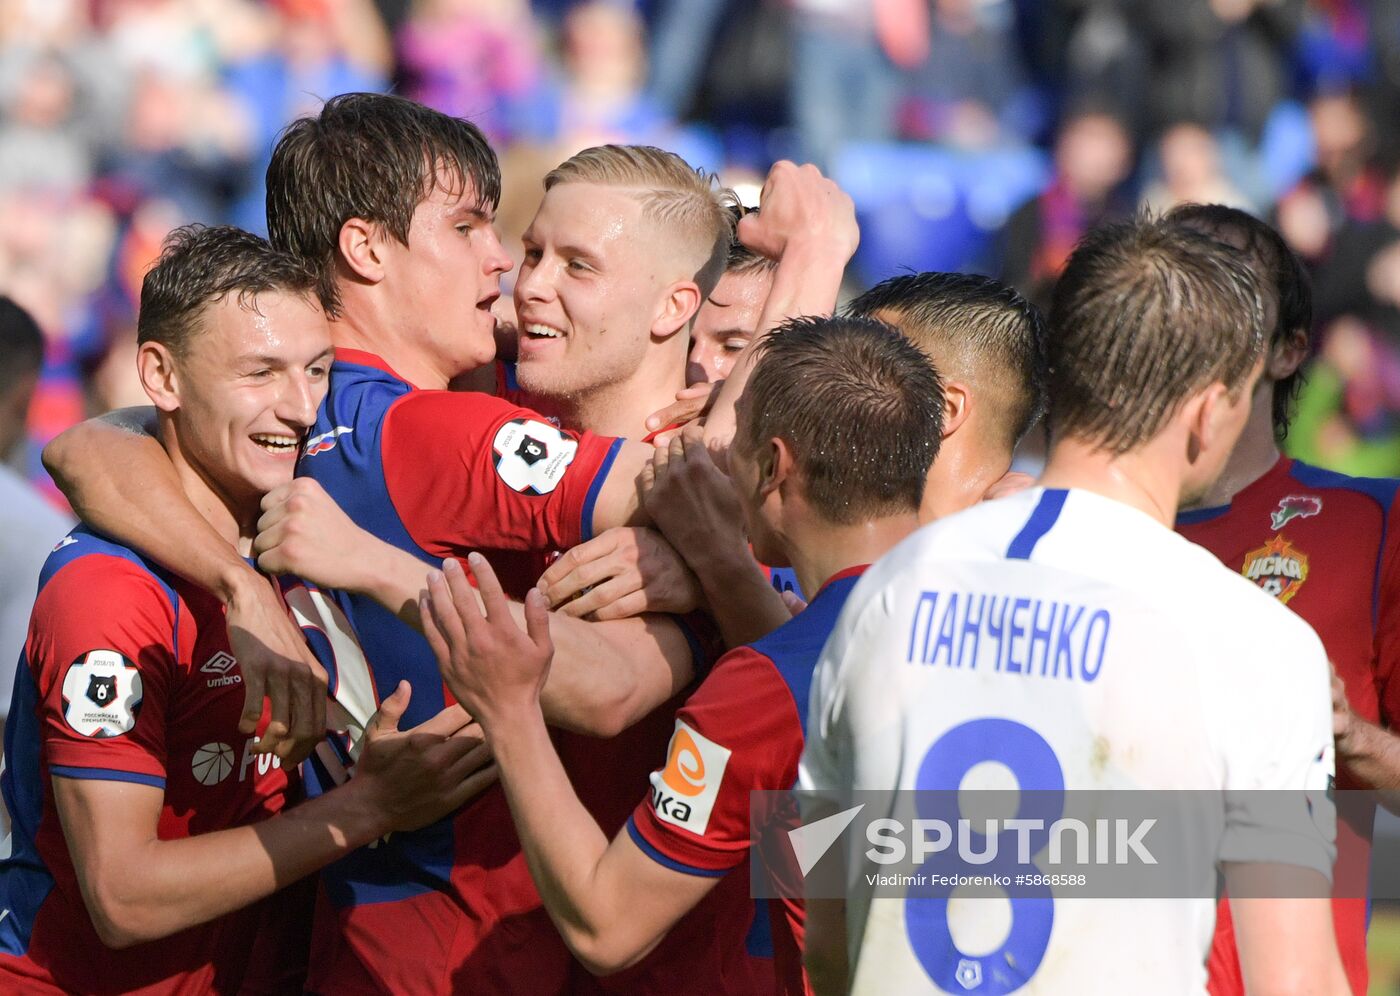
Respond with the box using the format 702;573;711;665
6;0;1400;497
2;0;1400;988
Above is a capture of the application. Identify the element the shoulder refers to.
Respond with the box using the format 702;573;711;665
36;528;178;614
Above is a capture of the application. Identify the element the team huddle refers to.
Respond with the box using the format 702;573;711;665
0;91;1393;995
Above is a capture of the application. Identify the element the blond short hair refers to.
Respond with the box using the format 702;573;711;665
545;145;737;298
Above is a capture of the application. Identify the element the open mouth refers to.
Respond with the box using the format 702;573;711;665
251;433;300;455
523;322;566;341
477;292;499;312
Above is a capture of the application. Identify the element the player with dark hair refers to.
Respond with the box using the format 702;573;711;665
42;95;857;993
0;226;490;993
419;315;942;995
1170;203;1400;996
687;205;779;386
803;214;1346;992
846;271;1046;519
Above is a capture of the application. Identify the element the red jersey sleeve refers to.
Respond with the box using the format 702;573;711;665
626;647;804;876
27;555;179;786
1373;500;1400;728
381;389;622;558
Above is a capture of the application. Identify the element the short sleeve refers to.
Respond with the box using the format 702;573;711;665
27;555;178;788
627;647;804;876
1372;501;1400;728
1215;617;1336;879
381;389;622;558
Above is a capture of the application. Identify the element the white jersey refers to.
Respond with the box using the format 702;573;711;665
800;487;1335;995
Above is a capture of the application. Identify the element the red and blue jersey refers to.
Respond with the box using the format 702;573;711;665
625;566;869;996
1177;456;1400;996
0;528;300;995
295;348;623;995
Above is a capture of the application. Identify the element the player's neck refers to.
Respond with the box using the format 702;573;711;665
1182;399;1281;512
558;354;688;439
159;422;259;556
329;311;453;391
920;435;1006;523
1040;436;1184;527
785;512;919;600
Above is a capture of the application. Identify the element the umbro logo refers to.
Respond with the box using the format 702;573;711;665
202;652;242;688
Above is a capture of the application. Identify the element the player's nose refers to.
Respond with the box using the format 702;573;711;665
280;371;319;429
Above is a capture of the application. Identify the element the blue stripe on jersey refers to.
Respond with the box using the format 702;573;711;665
298;358;478;907
1006;489;1068;560
750;572;864;740
49;766;166;789
580;438;624;544
0;661;55;957
745;898;774;958
1174;503;1230;526
626;817;732;878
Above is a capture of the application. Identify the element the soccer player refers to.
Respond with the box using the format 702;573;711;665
1170;203;1400;996
571;271;1046;636
801;215;1347;993
419;316;942;995
846;272;1045;520
0;226;491;994
687;207;778;386
42;96;856;993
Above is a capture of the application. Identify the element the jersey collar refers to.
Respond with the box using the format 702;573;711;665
814;564;869;597
333;348;419;390
1175;454;1292;526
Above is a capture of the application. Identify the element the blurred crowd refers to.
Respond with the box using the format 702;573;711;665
5;0;1400;501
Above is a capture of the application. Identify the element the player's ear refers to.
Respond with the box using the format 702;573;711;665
1267;327;1308;380
652;281;702;342
137;341;182;413
761;436;796;501
1186;381;1232;464
338;217;386;285
940;381;971;439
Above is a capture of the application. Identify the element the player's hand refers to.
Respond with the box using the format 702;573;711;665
224;573;328;764
738;161;858;264
645;381;723;437
781;590;808;617
1332;663;1358;750
254;478;377;593
355;680;497;833
982;471;1036;502
537;527;703;620
421;554;553;729
640;424;746;565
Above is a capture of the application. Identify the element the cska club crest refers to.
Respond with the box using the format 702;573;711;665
1241;535;1310;604
1270;495;1322;530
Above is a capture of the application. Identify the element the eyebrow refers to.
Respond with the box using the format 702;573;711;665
556;242;604;267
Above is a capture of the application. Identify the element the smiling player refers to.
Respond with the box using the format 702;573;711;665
0;226;491;994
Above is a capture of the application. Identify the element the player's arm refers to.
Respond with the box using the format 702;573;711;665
1332;664;1400;802
255;480;694;737
1362;517;1400;803
540;426;790;644
42;408;326;762
55;683;493;948
1215;625;1348;994
420;554;719;973
1227;888;1347;996
698;162;858;454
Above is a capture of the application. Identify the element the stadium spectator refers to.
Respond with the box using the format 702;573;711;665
1141;121;1255;213
1001;109;1135;306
